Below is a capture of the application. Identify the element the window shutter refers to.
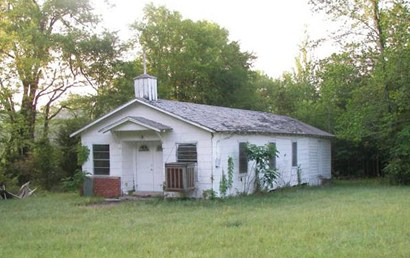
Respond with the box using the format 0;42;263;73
292;142;298;167
239;142;248;173
269;142;276;169
177;144;197;163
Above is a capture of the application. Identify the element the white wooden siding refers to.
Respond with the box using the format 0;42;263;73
213;134;332;196
80;101;331;198
81;102;214;197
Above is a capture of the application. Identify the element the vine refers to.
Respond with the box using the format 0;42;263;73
219;156;234;197
246;143;279;192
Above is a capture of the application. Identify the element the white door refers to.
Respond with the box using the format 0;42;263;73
136;142;163;192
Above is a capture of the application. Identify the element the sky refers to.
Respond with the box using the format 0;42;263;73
93;0;331;78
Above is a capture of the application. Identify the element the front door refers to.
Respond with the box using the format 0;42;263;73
136;142;163;192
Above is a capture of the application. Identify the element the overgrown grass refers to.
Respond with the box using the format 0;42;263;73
1;180;409;257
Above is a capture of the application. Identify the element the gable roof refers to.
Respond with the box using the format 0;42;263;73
99;116;172;133
139;98;333;137
71;97;333;138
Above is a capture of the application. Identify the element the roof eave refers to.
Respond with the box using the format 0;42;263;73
135;98;215;133
69;99;140;138
215;130;334;138
99;116;172;133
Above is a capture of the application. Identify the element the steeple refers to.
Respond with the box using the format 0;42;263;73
134;74;157;101
134;50;157;101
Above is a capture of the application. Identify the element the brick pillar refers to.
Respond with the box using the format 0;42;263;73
93;176;121;198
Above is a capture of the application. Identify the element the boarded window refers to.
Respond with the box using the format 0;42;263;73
269;142;277;169
239;142;248;173
177;144;197;163
93;144;110;175
292;142;298;167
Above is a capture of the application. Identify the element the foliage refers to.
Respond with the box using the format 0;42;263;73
76;144;90;166
32;138;62;191
132;4;259;110
246;143;279;192
0;0;121;186
298;0;410;180
219;156;235;197
384;127;410;184
202;188;217;200
55;117;89;178
61;169;90;192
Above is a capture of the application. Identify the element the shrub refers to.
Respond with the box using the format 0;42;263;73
384;127;410;185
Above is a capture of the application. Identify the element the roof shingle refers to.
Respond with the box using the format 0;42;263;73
139;98;333;138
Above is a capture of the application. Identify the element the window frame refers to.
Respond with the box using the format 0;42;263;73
176;143;197;163
93;144;110;175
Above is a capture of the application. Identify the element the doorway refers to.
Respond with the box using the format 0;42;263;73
135;142;163;192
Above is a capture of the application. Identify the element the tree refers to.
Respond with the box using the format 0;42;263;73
0;0;121;184
132;4;257;109
309;0;410;180
0;0;119;150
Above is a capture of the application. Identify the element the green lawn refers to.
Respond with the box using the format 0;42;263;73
1;180;409;258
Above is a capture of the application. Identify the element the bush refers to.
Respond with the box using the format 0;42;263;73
384;127;410;185
61;170;90;192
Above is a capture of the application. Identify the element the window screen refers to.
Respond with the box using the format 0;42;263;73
93;144;110;175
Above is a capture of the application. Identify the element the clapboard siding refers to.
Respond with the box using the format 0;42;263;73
212;134;332;196
80;100;332;198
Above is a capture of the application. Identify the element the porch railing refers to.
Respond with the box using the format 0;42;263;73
165;163;195;192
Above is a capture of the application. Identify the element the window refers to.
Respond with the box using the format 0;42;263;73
269;142;277;169
292;142;297;167
156;145;163;152
177;144;197;163
139;145;149;152
239;142;248;173
93;144;110;175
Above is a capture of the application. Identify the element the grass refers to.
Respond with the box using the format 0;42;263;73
1;180;409;258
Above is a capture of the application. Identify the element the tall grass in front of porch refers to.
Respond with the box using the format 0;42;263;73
1;180;409;257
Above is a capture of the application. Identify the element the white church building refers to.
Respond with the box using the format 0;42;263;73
71;74;332;198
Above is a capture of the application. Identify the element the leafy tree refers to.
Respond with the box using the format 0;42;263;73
132;4;257;109
309;0;410;180
0;0;119;153
0;0;120;183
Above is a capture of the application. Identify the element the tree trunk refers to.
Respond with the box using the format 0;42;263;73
19;80;38;155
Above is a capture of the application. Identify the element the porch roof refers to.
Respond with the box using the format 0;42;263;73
99;116;172;133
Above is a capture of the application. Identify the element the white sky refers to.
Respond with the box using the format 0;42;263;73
93;0;332;78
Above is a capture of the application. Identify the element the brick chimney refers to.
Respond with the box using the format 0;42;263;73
134;74;158;101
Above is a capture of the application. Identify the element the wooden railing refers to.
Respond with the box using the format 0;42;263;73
165;163;195;192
